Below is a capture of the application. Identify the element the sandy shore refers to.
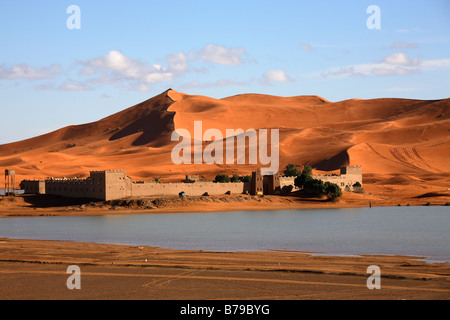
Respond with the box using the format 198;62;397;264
0;184;449;218
0;238;449;300
1;190;449;300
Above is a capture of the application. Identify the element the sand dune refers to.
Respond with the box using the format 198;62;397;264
0;89;448;197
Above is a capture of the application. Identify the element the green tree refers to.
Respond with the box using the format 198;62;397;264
294;163;314;188
304;178;325;195
214;174;230;183
324;182;342;200
294;173;312;188
283;163;300;177
301;164;313;177
230;174;240;182
153;176;163;183
239;175;252;183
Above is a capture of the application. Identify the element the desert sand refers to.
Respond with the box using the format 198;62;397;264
0;188;449;218
0;89;448;188
0;89;448;211
0;193;449;300
0;89;449;301
0;238;449;300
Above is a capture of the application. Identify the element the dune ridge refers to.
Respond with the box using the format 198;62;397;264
0;89;448;198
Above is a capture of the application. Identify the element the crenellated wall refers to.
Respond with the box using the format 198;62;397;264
20;166;362;201
20;180;46;195
279;166;363;191
21;170;250;201
132;181;249;197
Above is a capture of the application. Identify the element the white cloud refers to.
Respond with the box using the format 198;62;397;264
58;80;93;91
144;72;173;84
90;50;133;70
77;50;187;91
263;70;293;83
195;44;246;66
0;63;61;80
316;52;450;78
383;52;419;66
166;52;189;74
421;58;450;68
135;84;151;93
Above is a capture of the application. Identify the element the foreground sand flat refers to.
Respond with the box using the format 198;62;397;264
0;238;449;300
0;191;449;300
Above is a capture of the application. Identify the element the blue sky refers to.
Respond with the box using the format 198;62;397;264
1;0;449;144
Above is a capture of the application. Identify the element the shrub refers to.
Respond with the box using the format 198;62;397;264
294;173;312;188
301;164;313;177
239;175;252;183
323;181;342;200
305;179;325;193
281;185;293;194
214;174;230;183
283;164;300;177
230;174;240;182
352;186;364;194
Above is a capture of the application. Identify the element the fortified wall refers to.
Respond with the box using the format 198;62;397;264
19;166;362;201
20;180;46;195
278;166;362;191
312;166;362;190
132;181;248;198
21;170;249;201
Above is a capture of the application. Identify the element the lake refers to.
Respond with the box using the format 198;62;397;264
0;189;24;196
0;206;448;262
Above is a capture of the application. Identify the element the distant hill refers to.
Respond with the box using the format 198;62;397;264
0;89;448;190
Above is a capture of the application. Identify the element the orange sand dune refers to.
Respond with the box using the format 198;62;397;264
0;89;449;197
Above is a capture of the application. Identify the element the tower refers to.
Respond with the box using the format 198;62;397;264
265;173;280;195
251;169;263;195
4;169;16;196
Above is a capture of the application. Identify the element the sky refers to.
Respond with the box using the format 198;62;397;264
0;0;449;144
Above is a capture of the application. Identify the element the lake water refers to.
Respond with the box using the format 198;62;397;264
0;206;449;262
0;189;24;196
